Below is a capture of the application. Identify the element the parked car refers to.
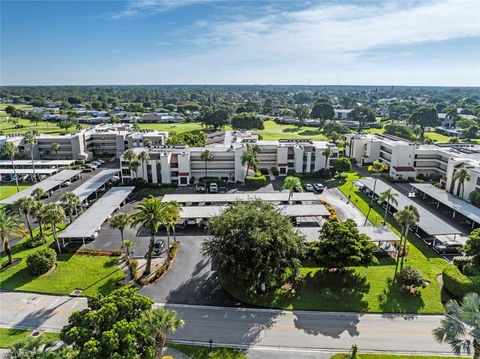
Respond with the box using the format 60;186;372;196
218;186;227;193
209;183;219;193
313;183;325;192
152;239;166;256
185;218;198;227
63;181;71;187
196;184;207;193
434;241;463;254
96;159;105;164
303;183;314;192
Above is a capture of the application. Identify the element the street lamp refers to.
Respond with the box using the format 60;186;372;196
208;339;213;352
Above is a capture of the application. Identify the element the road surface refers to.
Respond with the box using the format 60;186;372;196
0;292;452;355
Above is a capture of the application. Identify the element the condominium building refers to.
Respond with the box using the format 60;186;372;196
345;133;480;201
120;130;338;186
1;124;168;161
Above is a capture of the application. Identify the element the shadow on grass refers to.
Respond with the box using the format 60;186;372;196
298;129;322;136
378;279;425;314
282;127;301;133
0;266;36;290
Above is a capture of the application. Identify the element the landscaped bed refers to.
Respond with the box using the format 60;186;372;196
0;328;60;349
0;228;125;296
221;171;450;314
168;343;247;359
330;353;462;359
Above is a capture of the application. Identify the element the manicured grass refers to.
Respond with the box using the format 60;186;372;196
135;187;176;197
0;103;34;111
168;343;247;359
257;120;326;140
222;171;448;314
424;131;453;143
0;227;125;296
0;328;60;348
0;184;31;200
331;354;462;359
139;122;205;133
0;113;90;136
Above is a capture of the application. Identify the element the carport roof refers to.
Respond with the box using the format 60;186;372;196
411;183;480;225
358;226;400;242
162;192;320;203
179;204;330;219
59;186;134;239
0;168;58;175
358;178;461;236
1;169;82;205
67;169;119;203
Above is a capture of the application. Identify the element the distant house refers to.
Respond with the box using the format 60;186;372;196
437;113;455;128
139;112;183;123
334;109;352;120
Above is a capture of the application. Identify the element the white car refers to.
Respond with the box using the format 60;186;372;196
209;183;219;193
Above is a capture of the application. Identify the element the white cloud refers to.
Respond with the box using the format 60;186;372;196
110;0;214;19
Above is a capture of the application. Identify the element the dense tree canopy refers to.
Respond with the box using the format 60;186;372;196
230;112;264;130
410;106;439;137
202;200;305;292
348;106;376;131
311;101;334;120
200;106;230;130
313;219;378;269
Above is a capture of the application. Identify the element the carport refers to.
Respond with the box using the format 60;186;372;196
162;192;320;205
65;169;119;204
358;178;462;239
1;169;82;205
59;186;135;245
358;226;400;254
410;183;480;230
179;204;331;219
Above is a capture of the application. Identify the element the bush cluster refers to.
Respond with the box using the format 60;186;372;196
24;235;47;249
245;175;267;186
397;267;425;290
271;167;279;176
26;248;57;275
442;265;480;298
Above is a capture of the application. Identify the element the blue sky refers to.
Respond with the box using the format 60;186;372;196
1;0;479;86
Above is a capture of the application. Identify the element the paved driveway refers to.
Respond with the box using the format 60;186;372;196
139;229;239;307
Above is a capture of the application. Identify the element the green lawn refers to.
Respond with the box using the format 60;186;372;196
0;184;32;200
135;187;176;197
0;328;60;349
0;103;34;111
222;172;449;314
424;131;454;143
168;343;247;359
0;112;90;136
0;228;125;296
331;354;461;359
257;120;326;140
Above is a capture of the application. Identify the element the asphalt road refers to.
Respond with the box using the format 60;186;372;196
0;292;452;355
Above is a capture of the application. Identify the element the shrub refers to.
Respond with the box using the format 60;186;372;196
396;267;425;290
129;259;139;280
168;242;180;260
271;167;279;176
111;249;122;256
26;248;57;275
153;262;170;280
452;256;472;271
24;235;47;248
259;168;269;175
245;175;267;187
442;265;480;298
463;263;480;277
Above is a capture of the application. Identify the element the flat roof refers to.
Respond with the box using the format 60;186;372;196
0;168;58;175
179;204;330;219
1;169;82;205
411;183;480;225
59;186;134;239
357;226;400;242
0;160;75;166
162;192;320;204
358;178;461;236
68;169;119;203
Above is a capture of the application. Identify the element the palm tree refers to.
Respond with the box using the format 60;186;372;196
394;205;420;277
129;160;141;179
45;203;65;253
453;167;471;198
433;292;480;358
241;144;261;175
165;201;182;247
110;212;130;248
283;176;303;203
137;151;150;179
321;146;334;169
2;142;20;192
328;131;340;144
200;150;214;177
59;192;80;223
15;197;35;240
379;189;398;225
364;160;388;225
32;200;47;237
139;307;184;358
31;188;47;201
50;142;60;156
123;148;137;163
24;132;38;183
130;196;170;275
0;206;26;265
124;239;135;258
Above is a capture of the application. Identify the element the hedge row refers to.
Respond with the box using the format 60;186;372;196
245;175;267;187
442;265;480;298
